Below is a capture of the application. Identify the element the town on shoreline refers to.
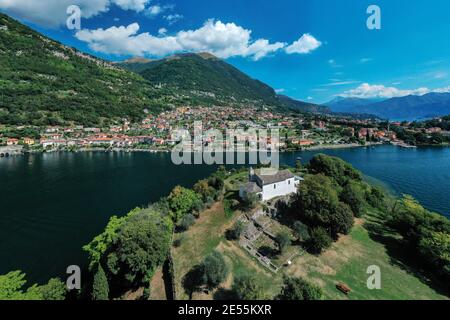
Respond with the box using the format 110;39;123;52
2;106;449;157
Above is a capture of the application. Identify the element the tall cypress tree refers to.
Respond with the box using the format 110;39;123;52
92;265;109;300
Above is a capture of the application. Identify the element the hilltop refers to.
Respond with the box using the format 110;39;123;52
118;52;329;114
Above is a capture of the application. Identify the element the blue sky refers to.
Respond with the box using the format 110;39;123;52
1;0;450;103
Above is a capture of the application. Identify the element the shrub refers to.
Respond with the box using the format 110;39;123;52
241;193;259;211
232;273;265;300
38;278;66;300
366;186;385;209
278;277;322;300
307;227;332;254
292;221;310;242
275;231;291;253
227;221;245;240
142;285;151;300
168;186;202;222
200;251;229;290
179;214;196;232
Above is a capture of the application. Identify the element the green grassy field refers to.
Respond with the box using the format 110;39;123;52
171;202;236;300
285;209;448;300
167;174;448;301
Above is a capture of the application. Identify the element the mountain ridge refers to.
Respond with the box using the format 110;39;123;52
325;93;450;120
118;52;330;114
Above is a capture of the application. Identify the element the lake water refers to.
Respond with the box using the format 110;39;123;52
0;145;449;284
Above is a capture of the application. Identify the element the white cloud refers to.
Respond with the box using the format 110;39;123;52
285;33;321;54
340;83;450;99
113;0;149;12
322;80;360;87
164;13;183;25
76;19;287;60
147;5;162;16
76;23;180;56
146;4;174;17
275;89;285;94
75;19;322;61
360;58;373;63
0;0;150;27
433;86;450;93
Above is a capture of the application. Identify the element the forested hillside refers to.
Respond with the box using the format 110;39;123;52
0;13;173;126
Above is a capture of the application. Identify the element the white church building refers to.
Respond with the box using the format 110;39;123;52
239;168;303;202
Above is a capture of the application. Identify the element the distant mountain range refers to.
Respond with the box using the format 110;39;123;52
0;12;327;126
325;97;384;113
325;93;450;120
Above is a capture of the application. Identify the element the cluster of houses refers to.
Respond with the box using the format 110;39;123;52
357;128;397;141
4;104;447;151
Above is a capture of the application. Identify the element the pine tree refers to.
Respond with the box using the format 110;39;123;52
92;265;109;300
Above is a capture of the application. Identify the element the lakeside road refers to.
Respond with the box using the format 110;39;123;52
6;142;384;156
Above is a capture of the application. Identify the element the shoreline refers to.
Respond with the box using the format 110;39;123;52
2;141;449;158
3;142;382;157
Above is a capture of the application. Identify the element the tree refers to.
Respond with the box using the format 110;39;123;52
308;154;362;186
275;231;291;253
329;203;354;239
105;209;173;286
389;196;450;281
278;277;322;300
292;174;339;227
418;231;450;279
168;186;202;222
83;208;141;270
366;186;385;209
307;227;332;254
200;251;229;289
340;182;365;217
292;221;310;242
227;221;245;240
92;265;109;300
39;278;66;300
232;273;265;300
0;271;41;300
295;159;303;172
193;179;213;201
